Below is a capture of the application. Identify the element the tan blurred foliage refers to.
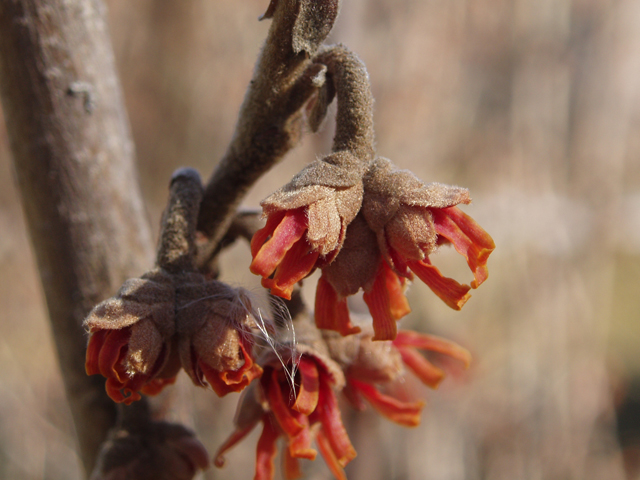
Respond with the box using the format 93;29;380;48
1;0;639;478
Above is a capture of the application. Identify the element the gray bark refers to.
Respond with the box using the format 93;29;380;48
0;0;153;475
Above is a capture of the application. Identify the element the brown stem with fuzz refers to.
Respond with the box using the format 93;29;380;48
156;168;204;274
313;45;376;162
196;0;339;262
0;0;153;474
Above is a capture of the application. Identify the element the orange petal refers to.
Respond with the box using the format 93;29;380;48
315;373;356;467
251;209;308;278
251;211;285;257
396;346;445;389
394;330;472;368
316;430;348;480
214;422;258;468
262;238;320;300
98;328;131;380
349;378;425;427
85;329;108;375
287;412;317;460
267;369;304;438
363;261;411;341
292;357;320;415
202;339;263;397
255;418;280;480
283;448;303;480
314;275;361;336
432;206;495;288
408;259;471;310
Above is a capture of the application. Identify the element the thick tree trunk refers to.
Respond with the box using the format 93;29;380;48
0;0;153;475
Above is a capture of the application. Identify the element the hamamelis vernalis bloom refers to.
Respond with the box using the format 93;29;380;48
214;348;356;480
250;152;365;299
316;158;495;340
84;269;179;404
325;329;471;427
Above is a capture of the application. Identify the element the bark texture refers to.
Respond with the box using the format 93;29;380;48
0;0;153;474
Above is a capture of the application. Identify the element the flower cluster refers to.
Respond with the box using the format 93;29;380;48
85;169;265;404
215;344;356;480
251;156;495;341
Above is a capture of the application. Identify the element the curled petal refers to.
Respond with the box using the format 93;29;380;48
349;378;425;427
255;418;280;480
200;339;263;397
292;356;320;415
283;449;303;480
261;237;320;300
251;209;308;278
315;373;356;467
395;346;445;389
266;369;304;438
287;412;317;460
362;261;411;341
314;275;361;336
407;259;471;310
394;330;472;368
432;206;495;288
316;431;348;480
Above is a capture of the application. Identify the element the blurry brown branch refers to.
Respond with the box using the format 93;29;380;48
196;0;339;263
0;0;153;475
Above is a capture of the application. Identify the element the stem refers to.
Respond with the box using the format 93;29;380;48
0;0;153;474
197;0;337;258
314;45;375;161
156;168;203;274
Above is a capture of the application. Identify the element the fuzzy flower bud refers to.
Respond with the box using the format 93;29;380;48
84;269;179;404
177;279;263;396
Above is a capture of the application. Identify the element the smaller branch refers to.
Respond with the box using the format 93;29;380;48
196;0;340;262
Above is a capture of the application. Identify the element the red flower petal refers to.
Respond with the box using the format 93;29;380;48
283;448;303;480
363;261;411;341
395;345;445;389
316;430;348;480
315;373;356;467
251;211;285;257
314;275;361;336
262;237;320;300
266;369;304;438
407;258;471;310
85;329;108;375
98;328;131;381
287;411;317;460
432;206;495;288
251;209;308;278
292;356;320;416
394;330;472;368
255;418;280;480
349;378;425;427
200;339;263;397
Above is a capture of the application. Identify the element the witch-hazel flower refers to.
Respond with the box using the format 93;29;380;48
324;327;471;427
250;45;374;302
214;306;356;480
85;168;264;403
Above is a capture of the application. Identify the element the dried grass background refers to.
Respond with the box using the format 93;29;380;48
1;0;639;479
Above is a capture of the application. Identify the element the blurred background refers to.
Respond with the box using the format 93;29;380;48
1;0;639;478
